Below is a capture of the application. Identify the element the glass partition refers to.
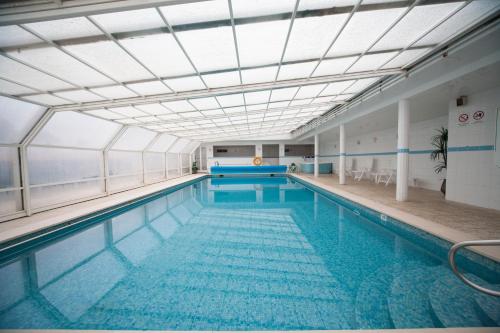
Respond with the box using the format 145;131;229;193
181;154;190;175
144;152;165;184
107;150;143;192
0;147;22;216
167;153;180;178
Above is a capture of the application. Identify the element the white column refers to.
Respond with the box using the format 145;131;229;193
314;134;319;177
339;124;346;185
396;99;410;201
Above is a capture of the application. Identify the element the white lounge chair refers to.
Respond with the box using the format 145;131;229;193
374;168;396;186
345;158;356;177
352;158;375;182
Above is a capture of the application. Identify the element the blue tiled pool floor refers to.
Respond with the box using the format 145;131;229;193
0;177;498;330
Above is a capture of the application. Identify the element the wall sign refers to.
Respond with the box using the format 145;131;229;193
458;113;469;125
472;110;485;122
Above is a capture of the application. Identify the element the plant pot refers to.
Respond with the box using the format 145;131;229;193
440;179;446;195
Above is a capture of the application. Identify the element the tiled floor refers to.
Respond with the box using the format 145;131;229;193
297;173;500;240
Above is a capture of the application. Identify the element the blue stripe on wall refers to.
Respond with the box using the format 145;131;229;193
317;145;494;158
397;148;410;153
448;145;495;152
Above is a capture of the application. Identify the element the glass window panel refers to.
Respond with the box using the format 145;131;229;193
294;84;327;99
382;48;430;69
148;133;177;152
108;150;142;191
64;40;153;82
298;0;358;11
319;80;355;96
23;94;70;106
241;66;278;84
344;77;380;93
163;76;205;92
0;25;41;48
33;111;121;148
0;79;37;95
0;96;45;144
160;0;229;26
144;152;165;183
232;0;295;18
168;138;190;153
0;146;21;191
290;98;313;106
372;3;463;52
202;71;240;88
246;103;268;111
7;47;115;86
176;27;237;72
216;93;244;107
90;86;138;99
136;116;158;123
312;96;333;104
112;127;157;151
158;114;182;120
125;81;171;95
268;101;289;109
189;97;220;110
244;90;271;104
285;14;349;62
224;106;245;114
181;111;203;118
116;118;140;124
270;87;298;102
278;61;317;80
162;100;195;112
327;8;405;57
312;56;356;76
91;8;164;33
347;51;398;72
236;20;290;67
333;93;353;101
54;90;105;103
167;152;180;177
135;103;170;115
119;34;195;77
25;17;102;40
109;106;147;118
415;0;499;47
201;109;225;116
84;109;122;120
0;56;73;91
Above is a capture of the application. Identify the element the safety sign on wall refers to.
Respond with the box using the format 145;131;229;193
457;112;469;126
457;110;485;126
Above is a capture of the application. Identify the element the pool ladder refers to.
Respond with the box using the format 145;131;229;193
448;240;500;297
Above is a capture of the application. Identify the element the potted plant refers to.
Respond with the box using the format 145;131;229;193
430;127;448;195
192;161;198;174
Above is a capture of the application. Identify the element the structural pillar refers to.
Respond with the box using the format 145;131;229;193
396;99;410;201
339;124;346;185
314;134;319;177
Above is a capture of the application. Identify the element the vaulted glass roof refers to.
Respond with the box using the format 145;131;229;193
0;0;497;141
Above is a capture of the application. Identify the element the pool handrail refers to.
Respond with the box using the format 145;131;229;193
448;239;500;297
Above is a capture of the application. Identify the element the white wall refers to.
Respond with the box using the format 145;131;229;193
446;86;500;210
318;115;449;191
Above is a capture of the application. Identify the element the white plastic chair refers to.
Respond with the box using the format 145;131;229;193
346;158;356;177
352;158;375;182
375;168;396;186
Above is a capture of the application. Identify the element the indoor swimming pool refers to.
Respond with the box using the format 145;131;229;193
0;176;498;330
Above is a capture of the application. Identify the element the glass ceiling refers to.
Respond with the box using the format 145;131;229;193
0;0;497;141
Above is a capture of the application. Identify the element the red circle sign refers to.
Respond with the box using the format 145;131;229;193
473;110;484;120
458;113;469;123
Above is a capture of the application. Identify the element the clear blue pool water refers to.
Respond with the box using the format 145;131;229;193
0;176;498;330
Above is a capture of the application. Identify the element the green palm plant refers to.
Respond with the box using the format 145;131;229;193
430;127;448;194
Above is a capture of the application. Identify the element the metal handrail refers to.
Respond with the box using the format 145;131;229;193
448;240;500;297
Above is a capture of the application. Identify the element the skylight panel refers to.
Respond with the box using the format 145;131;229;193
268;101;290;109
84;109;122;120
202;71;240;88
284;14;349;62
162;100;195;112
298;0;358;11
415;0;499;47
294;84;327;99
278;61;318;81
6;46;113;87
125;81;171;95
64;40;153;82
0;96;46;144
148;133;177;152
136;116;158;123
244;90;271;104
224;106;246;114
175;27;237;72
91;8;165;33
0;56;72;91
25;17;102;40
290;98;313;106
159;0;229;26
54;89;105;103
334;93;354;101
232;0;294;18
327;8;406;57
344;77;380;93
0;79;36;95
246;103;268;111
158;114;182;121
217;93;244;107
116;118;140;124
270;87;299;102
181;111;204;118
119;34;195;77
109;106;147;118
163;76;206;92
347;51;398;73
113;126;157;151
319;80;355;96
312;96;333;104
382;48;430;69
241;66;278;84
313;56;357;76
372;3;464;52
0;25;41;48
189;97;220;110
201;109;225;116
135;103;170;115
90;86;138;99
236;20;290;67
23;94;69;106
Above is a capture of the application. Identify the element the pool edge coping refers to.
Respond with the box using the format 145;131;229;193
288;174;500;263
